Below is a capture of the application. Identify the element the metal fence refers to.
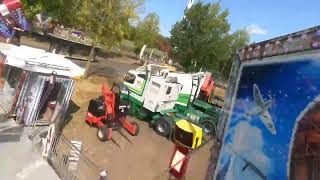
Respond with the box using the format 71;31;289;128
47;133;104;180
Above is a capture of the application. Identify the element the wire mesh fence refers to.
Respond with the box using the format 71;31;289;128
48;133;104;180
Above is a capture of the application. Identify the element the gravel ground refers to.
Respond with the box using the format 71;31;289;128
62;74;214;180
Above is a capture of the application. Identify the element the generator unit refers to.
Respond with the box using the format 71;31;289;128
143;76;182;112
174;119;203;149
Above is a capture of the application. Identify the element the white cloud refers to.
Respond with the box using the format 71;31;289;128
245;24;267;36
224;121;272;179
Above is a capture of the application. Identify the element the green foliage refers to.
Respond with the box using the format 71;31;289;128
74;0;144;78
170;2;249;76
22;0;143;47
21;0;80;25
230;30;250;53
121;39;136;52
75;0;143;47
20;0;42;21
130;12;160;53
222;29;250;77
21;0;144;78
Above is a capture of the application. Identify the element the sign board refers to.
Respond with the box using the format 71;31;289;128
169;146;190;178
214;49;320;179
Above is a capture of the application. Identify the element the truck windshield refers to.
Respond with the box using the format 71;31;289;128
124;73;136;84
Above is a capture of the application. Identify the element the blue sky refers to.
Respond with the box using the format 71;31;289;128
141;0;320;42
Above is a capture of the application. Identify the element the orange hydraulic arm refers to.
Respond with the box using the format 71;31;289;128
102;84;116;120
201;72;215;97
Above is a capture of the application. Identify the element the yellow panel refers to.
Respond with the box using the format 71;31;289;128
175;119;203;149
160;63;176;72
176;119;202;133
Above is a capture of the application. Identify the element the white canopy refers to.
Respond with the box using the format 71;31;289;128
0;43;85;78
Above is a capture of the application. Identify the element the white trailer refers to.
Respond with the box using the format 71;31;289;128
121;64;211;118
122;64;182;113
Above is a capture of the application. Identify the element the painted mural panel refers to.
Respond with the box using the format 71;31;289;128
214;50;320;180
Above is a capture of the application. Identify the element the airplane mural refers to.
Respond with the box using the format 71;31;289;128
213;34;320;179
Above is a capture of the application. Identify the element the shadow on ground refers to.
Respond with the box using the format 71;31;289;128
63;100;81;128
0;116;24;143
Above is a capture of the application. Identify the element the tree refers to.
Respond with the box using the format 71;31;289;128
21;0;143;78
21;0;80;25
170;2;249;75
131;12;160;54
21;0;42;21
220;29;249;78
156;35;171;57
75;0;143;78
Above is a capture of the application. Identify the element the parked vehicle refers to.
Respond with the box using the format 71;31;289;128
120;64;221;139
86;84;139;142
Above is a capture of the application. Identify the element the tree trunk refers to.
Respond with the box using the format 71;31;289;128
220;59;228;76
84;45;96;79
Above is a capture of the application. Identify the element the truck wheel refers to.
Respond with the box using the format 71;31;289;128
131;122;140;136
97;126;111;142
201;120;216;135
155;118;171;137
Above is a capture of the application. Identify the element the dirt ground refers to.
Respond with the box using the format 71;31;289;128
62;75;214;180
20;36;215;180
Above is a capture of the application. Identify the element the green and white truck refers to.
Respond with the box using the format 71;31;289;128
120;64;221;137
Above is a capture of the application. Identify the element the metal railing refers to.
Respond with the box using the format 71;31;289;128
47;133;105;180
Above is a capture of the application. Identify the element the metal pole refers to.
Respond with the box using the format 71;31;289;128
186;0;195;11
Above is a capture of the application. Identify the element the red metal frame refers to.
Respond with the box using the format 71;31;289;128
3;0;23;9
0;57;4;91
86;112;106;128
201;72;215;98
85;83;138;140
169;145;191;179
9;70;26;114
119;116;137;135
85;84;114;128
102;84;115;119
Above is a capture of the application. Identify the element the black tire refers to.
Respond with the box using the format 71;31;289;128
131;122;140;136
97;126;110;142
200;120;216;135
155;117;171;137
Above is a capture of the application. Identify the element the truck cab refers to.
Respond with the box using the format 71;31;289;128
123;64;170;97
123;70;147;97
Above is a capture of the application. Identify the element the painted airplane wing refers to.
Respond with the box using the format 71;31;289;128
224;144;267;180
253;84;264;107
246;107;261;116
260;110;276;135
241;159;267;180
264;100;272;109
